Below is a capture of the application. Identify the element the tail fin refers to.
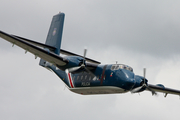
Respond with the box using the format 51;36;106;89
39;12;65;66
45;12;65;55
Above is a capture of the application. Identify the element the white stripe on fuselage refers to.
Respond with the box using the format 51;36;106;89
65;69;74;88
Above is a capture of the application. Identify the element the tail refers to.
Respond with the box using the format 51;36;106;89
39;12;65;66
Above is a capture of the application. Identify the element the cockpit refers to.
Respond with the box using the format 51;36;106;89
111;64;133;72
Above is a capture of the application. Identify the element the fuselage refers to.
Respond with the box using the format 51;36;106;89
47;63;143;95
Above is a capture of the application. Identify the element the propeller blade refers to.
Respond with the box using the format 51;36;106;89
84;48;87;58
68;66;81;73
131;86;143;93
83;48;87;65
143;68;146;84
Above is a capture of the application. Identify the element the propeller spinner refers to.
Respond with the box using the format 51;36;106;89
131;68;157;96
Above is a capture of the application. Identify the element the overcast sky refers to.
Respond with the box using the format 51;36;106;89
1;0;180;120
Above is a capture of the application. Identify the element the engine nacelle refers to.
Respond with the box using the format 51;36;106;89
132;75;148;93
60;56;86;70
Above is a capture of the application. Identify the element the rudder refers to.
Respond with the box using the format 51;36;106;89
45;12;65;55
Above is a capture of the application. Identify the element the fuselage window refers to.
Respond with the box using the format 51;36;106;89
115;65;119;70
77;76;79;81
111;65;119;70
111;64;134;72
89;76;91;81
85;75;87;80
111;65;115;70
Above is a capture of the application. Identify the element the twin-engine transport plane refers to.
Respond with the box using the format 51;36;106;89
1;12;180;97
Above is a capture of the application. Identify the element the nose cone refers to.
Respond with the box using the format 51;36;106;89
116;69;135;90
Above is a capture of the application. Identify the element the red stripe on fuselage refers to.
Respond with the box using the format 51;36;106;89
68;73;74;88
100;65;107;85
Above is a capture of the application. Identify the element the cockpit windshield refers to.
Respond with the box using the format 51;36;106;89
111;64;133;72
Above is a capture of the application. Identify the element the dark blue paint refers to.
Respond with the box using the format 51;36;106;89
46;63;144;93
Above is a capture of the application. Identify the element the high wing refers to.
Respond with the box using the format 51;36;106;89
147;84;180;97
11;34;101;64
0;30;100;69
0;30;68;66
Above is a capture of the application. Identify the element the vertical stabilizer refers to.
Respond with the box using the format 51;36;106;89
39;12;65;67
45;12;65;55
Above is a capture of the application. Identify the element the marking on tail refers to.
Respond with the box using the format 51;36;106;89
53;28;57;36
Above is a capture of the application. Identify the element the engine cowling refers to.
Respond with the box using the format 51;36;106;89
131;75;148;93
61;56;86;71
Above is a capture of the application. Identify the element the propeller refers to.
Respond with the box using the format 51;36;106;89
67;48;98;79
66;49;86;71
131;68;157;96
67;48;87;73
